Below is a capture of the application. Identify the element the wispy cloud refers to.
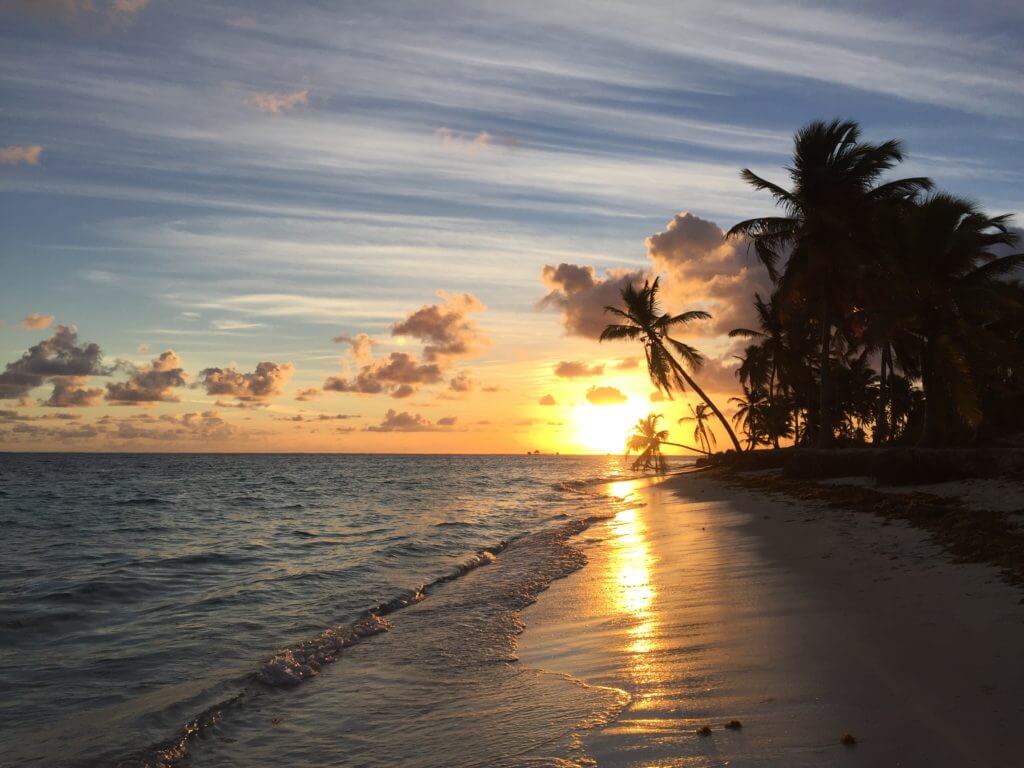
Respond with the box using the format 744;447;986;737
251;88;309;114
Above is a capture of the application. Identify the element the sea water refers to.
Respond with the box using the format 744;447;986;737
0;453;672;767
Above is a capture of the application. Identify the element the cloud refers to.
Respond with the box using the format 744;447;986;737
196;361;294;402
646;211;772;335
365;409;453;432
614;357;640;370
110;0;147;16
210;319;264;331
333;333;377;364
21;313;54;329
539;394;557;406
0;325;106;399
585;385;627;405
689;354;741;396
1;145;43;166
435;127;519;150
276;412;356;422
137;343;150;354
448;371;474;392
538;263;645;339
437;416;458;426
102;410;234;441
649;390;665;402
392;291;487;363
251;89;309;114
105;350;186;404
42;377;103;407
6;0;147;24
294;387;320;402
324;351;442;397
554;360;605;378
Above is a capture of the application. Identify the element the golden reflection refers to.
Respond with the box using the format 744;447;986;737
606;501;658;674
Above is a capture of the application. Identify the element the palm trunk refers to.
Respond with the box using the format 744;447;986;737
874;345;890;444
917;336;942;447
817;296;834;448
769;364;780;449
667;356;743;453
659;439;710;455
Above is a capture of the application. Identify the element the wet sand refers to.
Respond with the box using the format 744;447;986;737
519;472;1024;767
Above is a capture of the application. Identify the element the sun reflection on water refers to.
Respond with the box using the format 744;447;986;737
604;487;658;678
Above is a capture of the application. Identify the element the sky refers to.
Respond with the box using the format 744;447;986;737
1;0;1023;453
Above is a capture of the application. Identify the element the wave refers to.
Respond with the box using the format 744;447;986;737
113;538;518;768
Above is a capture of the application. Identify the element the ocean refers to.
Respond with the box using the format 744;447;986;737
0;453;673;768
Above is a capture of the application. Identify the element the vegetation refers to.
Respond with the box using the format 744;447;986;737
601;278;743;451
625;413;669;472
604;119;1021;457
724;119;1022;450
679;403;717;455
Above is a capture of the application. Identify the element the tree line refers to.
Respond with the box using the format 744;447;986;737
609;119;1023;458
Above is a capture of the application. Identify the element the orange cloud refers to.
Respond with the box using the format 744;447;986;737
251;88;309;114
324;351;442;398
41;377;103;407
392;291;487;362
0;145;42;166
197;361;295;402
365;409;454;432
585;385;627;405
106;350;186;404
554;360;604;378
539;394;557;406
538;263;645;339
21;313;54;329
646;211;772;335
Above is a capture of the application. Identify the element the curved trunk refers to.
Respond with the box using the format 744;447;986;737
658;439;710;455
666;353;743;453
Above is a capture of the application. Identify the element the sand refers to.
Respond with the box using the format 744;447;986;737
518;472;1024;767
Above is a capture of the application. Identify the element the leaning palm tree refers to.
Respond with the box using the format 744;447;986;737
601;277;742;452
679;403;717;455
625;413;669;472
728;119;932;447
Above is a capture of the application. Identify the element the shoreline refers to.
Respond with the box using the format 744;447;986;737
517;471;1024;767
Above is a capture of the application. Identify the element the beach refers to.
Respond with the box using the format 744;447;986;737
519;470;1024;767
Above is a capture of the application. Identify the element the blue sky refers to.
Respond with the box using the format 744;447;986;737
1;0;1022;450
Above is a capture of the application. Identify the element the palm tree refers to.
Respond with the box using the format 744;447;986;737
625;413;669;472
881;194;1023;445
601;277;743;452
728;119;932;447
730;291;791;446
679;403;717;454
729;387;770;450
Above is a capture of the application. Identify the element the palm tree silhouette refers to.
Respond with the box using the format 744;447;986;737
729;291;791;447
729;387;770;450
625;413;670;472
601;277;742;452
728;119;932;447
880;193;1022;445
679;403;717;455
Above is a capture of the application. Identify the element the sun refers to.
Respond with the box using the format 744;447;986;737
570;398;653;454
